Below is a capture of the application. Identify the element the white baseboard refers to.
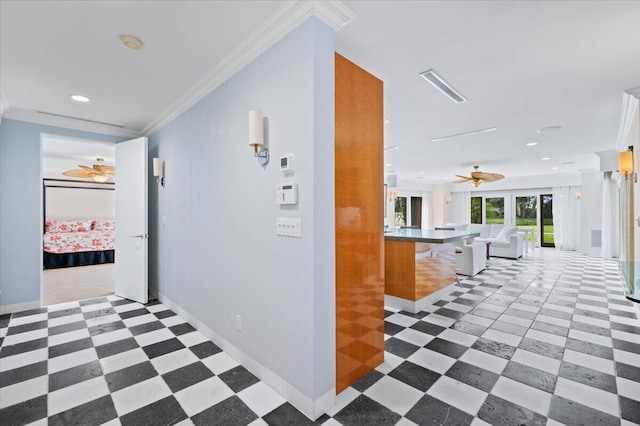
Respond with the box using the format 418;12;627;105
385;284;456;314
0;300;41;315
157;292;335;421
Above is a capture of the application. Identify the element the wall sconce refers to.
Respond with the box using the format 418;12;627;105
619;146;635;181
153;158;165;187
388;190;397;202
249;110;269;166
445;194;452;204
575;188;582;199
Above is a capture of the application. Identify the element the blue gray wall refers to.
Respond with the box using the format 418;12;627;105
149;17;336;403
0;119;124;307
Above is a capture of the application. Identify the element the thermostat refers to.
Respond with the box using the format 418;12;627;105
277;183;298;205
280;154;294;172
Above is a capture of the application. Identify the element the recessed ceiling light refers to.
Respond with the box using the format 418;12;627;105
384;146;399;151
70;94;90;103
561;161;575;165
552;167;559;170
386;163;393;167
443;177;449;180
419;69;467;103
537;125;562;133
384;118;390;124
542;157;551;161
420;171;425;174
432;127;496;142
526;142;538;147
120;35;143;50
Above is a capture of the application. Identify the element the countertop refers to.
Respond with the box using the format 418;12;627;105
384;228;480;244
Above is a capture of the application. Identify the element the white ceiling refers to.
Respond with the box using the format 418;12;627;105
41;136;115;180
3;1;640;184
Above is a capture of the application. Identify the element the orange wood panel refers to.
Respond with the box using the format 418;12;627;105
414;243;456;299
384;240;416;300
335;53;384;393
385;241;456;301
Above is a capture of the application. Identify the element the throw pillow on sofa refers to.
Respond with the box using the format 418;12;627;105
496;225;518;241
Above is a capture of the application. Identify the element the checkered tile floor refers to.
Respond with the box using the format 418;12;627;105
1;249;639;425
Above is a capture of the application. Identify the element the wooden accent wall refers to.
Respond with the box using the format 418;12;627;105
335;53;384;393
385;241;456;301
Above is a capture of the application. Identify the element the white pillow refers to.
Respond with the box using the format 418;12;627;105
489;225;504;238
496;225;517;241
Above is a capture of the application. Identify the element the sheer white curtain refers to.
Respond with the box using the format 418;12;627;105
421;191;431;229
451;192;470;224
601;172;620;258
602;93;638;258
552;186;581;251
616;93;639;152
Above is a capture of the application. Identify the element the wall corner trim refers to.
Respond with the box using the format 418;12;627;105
157;292;336;421
142;0;355;136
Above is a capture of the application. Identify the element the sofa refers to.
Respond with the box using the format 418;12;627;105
440;223;524;259
468;224;523;259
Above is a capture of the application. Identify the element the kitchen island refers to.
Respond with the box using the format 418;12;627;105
384;228;480;313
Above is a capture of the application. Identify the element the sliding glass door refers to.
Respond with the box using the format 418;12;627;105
541;194;555;247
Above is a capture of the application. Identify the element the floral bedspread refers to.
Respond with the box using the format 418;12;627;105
43;219;116;254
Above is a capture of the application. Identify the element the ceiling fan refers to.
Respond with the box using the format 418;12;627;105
453;165;504;187
63;157;115;182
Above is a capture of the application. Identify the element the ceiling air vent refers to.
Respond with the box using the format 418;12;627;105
35;110;125;128
419;69;467;103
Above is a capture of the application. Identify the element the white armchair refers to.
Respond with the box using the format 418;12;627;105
455;241;486;276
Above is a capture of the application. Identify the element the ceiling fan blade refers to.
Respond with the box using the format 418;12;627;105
455;175;471;180
63;169;96;177
101;166;115;175
453;178;471;184
78;165;95;172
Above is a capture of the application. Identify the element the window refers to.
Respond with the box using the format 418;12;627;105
515;196;538;244
485;197;504;224
470;197;483;224
394;196;407;227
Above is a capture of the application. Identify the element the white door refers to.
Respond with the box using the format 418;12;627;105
115;137;148;303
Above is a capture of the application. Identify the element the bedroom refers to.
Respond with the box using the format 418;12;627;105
41;135;116;305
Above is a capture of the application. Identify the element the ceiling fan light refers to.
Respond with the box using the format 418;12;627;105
93;175;109;183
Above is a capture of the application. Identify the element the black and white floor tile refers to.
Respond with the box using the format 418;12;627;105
1;249;639;425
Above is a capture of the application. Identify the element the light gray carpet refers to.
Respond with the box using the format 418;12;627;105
43;263;114;306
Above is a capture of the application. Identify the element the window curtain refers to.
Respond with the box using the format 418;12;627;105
451;192;470;224
552;186;581;251
421;191;431;229
602;92;638;258
601;172;620;258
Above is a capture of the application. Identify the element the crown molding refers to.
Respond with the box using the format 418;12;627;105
142;0;355;135
1;108;143;138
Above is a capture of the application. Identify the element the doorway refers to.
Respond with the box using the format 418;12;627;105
41;135;116;305
540;194;555;247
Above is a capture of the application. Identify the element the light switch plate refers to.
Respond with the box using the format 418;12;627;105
277;218;302;238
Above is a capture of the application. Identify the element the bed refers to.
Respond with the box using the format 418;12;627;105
43;219;115;269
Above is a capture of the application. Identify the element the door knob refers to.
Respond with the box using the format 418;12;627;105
130;234;150;239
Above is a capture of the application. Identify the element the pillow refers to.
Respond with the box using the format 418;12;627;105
93;219;116;232
496;225;517;241
489;225;504;238
46;219;92;233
